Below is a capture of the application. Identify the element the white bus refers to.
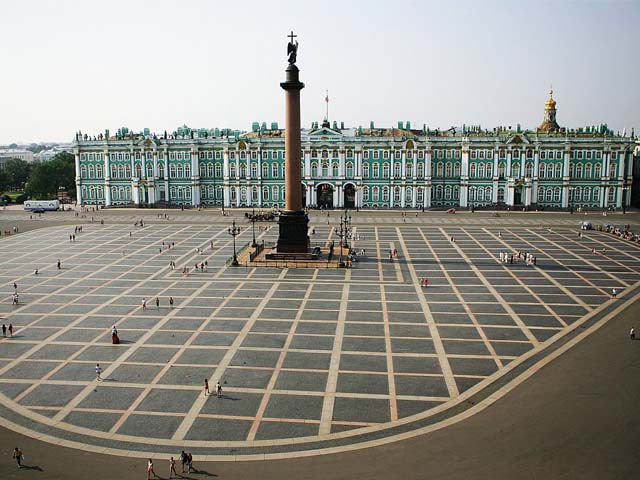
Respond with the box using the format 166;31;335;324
24;200;60;212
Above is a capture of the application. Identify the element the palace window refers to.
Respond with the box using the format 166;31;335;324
262;187;269;201
394;162;401;177
382;187;390;202
80;165;87;178
372;186;379;201
395;150;402;160
436;162;443;177
146;164;153;178
383;150;389;159
486;162;493;177
417;187;424;203
251;163;258;178
454;162;460;177
418;151;424;159
470;163;476;178
135;164;142;178
608;187;615;203
185;164;191;177
498;187;505;203
585;163;592;178
373;151;379;159
417;163;424;177
262;163;269;178
346;162;354;177
405;187;412;202
393;187;401;203
240;187;247;203
346;150;353;159
214;164;222;177
609;163;617;177
372;163;379;178
272;186;279;201
593;187;600;202
525;162;533;177
271;163;278;178
321;162;329;177
575;164;583;178
363;186;370;201
595;164;602;177
406;162;413;177
332;162;339;176
88;165;95;178
252;187;258;202
200;164;206;177
229;163;236;178
311;162;318;177
435;185;443;200
363;150;369;160
555;163;562;178
445;163;452;177
445;185;452;200
362;163;370;178
239;163;247;178
478;163;486;178
383;163;390;178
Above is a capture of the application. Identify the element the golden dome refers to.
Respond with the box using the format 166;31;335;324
545;87;556;109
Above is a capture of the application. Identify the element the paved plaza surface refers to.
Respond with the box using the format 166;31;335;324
1;209;639;474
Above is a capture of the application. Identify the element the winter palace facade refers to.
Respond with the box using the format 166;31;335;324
73;91;636;210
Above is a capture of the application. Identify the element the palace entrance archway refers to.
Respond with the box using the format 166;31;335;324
317;183;334;209
343;184;356;209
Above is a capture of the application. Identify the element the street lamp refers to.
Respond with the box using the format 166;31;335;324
227;220;241;266
622;186;629;214
250;208;257;247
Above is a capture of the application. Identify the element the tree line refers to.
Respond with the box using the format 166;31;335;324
0;152;76;202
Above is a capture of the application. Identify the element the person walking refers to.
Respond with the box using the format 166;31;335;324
8;323;13;337
612;288;617;299
155;298;160;309
169;297;174;308
95;363;102;381
12;447;24;469
204;379;210;396
187;453;194;473
180;451;188;473
57;259;61;269
147;459;158;479
142;298;147;310
215;381;222;398
2;324;6;337
169;457;177;479
630;327;636;340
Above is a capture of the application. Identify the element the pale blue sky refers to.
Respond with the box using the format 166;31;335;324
1;0;638;144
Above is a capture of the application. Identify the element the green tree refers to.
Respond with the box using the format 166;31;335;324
2;158;31;189
25;152;75;200
0;168;9;191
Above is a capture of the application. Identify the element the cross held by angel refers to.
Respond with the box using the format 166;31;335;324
287;30;298;65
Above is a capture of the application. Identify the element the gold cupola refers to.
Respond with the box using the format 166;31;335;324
539;86;560;132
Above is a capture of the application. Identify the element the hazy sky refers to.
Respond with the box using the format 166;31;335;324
1;0;638;144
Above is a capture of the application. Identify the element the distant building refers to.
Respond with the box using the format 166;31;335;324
34;145;73;163
73;90;635;211
0;148;34;164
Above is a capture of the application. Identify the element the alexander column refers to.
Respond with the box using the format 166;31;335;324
276;31;309;253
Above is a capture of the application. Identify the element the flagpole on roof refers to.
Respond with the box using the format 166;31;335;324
325;90;329;123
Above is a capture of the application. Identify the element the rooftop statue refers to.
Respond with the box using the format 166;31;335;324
287;31;298;65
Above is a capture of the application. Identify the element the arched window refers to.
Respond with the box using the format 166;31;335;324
498;162;506;177
525;162;533;177
575;164;583;179
230;187;237;201
185;164;191;178
498;187;505;203
80;165;87;178
485;186;492;201
417;187;424;203
478;187;484;202
97;186;103;199
417;162;424;177
486;162;493;178
574;187;582;202
382;186;390;202
272;163;279;178
135;164;142;178
595;164;602;178
383;163;390;178
453;186;460;200
394;162;401;177
584;187;591;202
240;187;247;202
393;187;401;203
262;186;269;201
444;185;452;200
251;163;258;178
311;162;318;177
321;162;328;177
177;165;184;178
272;186;279;202
96;164;103;178
545;187;553;203
405;187;412;202
206;163;213;177
554;187;561;202
362;163;370;178
538;163;545;178
371;186;379;201
406;162;413;177
157;163;165;179
146;163;153;178
363;186;370;202
555;163;562;178
200;163;206;177
445;163;452;177
469;186;476;201
111;165;117;178
585;163;592;179
453;162;461;177
609;163;617;177
594;187;601;202
346;161;354;177
435;185;443;200
332;162;339;176
512;162;520;177
470;163;477;178
89;186;95;199
230;163;237;178
239;163;247;178
608;187;615;203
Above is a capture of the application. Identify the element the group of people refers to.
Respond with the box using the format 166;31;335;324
603;224;640;244
148;450;195;479
499;251;537;266
2;323;14;337
388;248;399;261
203;378;223;397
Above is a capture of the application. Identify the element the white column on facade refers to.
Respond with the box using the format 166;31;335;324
235;151;240;181
460;146;469;207
148;186;156;205
425;149;432;178
103;155;111;207
412;151;417;179
141;150;147;180
355;151;362;177
411;186;417;208
153;151;159;179
223;150;230;178
562;186;569;208
339;150;345;177
223;186;230;207
304;150;310;179
246;151;251;180
74;152;82;205
258;184;263;207
424;186;431;208
132;184;140;205
506;150;512;178
520;153;526;177
191;150;200;206
333;186;339;208
401;150;407;178
400;186;406;208
563;149;571;179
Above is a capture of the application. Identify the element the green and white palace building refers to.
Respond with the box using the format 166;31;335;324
73;91;636;210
